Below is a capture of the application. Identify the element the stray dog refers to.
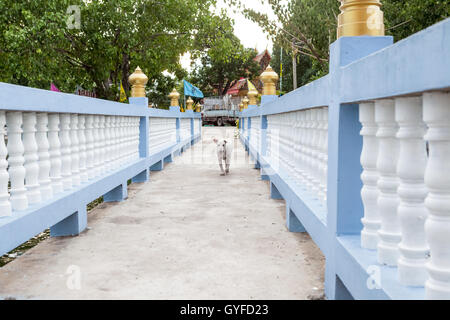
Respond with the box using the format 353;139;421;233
213;138;232;175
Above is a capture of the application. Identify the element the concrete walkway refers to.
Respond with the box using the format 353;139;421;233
0;127;324;300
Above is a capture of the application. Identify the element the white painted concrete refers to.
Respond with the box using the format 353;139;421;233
0;127;324;300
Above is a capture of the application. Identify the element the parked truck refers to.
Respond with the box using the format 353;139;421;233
201;95;240;126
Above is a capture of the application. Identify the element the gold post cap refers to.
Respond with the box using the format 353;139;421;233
242;96;250;109
168;88;180;106
128;66;148;98
260;66;279;96
186;96;194;110
247;88;258;105
337;0;385;38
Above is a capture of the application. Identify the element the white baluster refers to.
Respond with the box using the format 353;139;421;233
323;107;329;203
116;116;122;166
48;114;63;194
109;116;116;169
0;111;11;216
36;113;52;201
423;92;450;299
360;102;380;249
120;116;126;165
317;107;328;203
304;110;313;187
113;115;120;163
293;111;302;182
23;112;41;204
311;108;321;195
92;115;100;177
104;116;112;171
282;114;288;170
6;112;28;211
126;117;132;161
85;115;95;179
98;115;106;174
78;115;88;183
375;99;400;266
110;116;118;169
60;114;72;190
395;96;429;286
134;117;140;159
70;114;81;186
297;111;307;184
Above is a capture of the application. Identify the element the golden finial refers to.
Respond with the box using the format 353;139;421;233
242;96;250;109
239;103;244;111
196;103;202;112
168;88;180;107
186;96;194;110
128;66;148;98
260;66;279;96
247;88;258;106
337;0;385;38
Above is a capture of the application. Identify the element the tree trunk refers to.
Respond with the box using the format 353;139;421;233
121;52;130;94
292;52;297;90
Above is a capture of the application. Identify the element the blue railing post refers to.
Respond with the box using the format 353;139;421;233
260;115;267;156
130;96;149;183
325;36;393;300
247;117;251;144
190;117;194;145
259;115;270;180
176;117;181;143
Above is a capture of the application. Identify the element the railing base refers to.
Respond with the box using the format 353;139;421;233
132;169;149;183
50;207;87;237
286;206;306;233
104;182;128;202
150;160;164;171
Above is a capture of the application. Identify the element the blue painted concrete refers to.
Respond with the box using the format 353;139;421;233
138;117;149;158
286;205;306;233
50;207;87;237
239;18;450;300
164;154;173;163
132;169;149;183
150;160;164;171
104;182;128;202
270;182;283;200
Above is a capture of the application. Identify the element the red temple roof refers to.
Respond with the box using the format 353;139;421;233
253;49;271;63
226;78;247;95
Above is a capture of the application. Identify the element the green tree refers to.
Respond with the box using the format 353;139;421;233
0;0;236;102
384;0;450;40
271;42;315;94
188;19;261;97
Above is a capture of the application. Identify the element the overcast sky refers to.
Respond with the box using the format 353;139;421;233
216;0;276;53
180;0;278;71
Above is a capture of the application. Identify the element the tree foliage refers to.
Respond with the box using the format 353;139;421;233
188;17;260;97
383;0;450;40
0;0;239;103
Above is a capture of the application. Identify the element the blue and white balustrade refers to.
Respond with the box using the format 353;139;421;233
0;76;201;261
265;108;329;206
240;18;450;300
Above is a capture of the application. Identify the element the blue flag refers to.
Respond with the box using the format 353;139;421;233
183;80;204;98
